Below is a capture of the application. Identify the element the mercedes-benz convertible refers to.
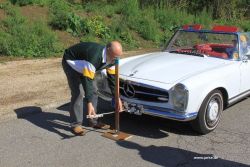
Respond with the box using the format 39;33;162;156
96;25;250;134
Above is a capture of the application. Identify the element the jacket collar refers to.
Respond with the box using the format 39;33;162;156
102;47;107;63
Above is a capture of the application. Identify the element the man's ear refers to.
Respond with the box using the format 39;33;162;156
106;48;111;57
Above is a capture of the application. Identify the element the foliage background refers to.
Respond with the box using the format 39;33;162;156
0;0;249;57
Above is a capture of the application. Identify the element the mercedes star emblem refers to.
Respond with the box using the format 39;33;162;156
123;82;135;98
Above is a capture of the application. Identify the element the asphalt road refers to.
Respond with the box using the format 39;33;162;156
0;98;249;167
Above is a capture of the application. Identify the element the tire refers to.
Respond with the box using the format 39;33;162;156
191;90;223;134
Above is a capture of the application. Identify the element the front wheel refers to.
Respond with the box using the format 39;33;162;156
191;90;223;134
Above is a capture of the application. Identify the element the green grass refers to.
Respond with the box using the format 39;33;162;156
9;0;50;6
49;0;71;30
0;4;62;57
1;0;250;58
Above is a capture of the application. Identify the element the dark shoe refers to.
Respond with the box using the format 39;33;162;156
90;122;110;130
71;126;85;136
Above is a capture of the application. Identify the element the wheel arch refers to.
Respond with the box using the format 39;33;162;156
198;87;228;111
216;87;229;109
189;85;229;114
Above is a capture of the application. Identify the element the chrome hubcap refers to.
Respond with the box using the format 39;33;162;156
207;99;219;121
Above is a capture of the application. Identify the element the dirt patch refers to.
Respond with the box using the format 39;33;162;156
0;91;43;106
0;58;69;116
19;5;80;48
0;9;6;20
69;0;82;4
55;30;80;48
20;5;49;22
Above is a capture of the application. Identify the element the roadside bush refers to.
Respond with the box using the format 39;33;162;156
128;12;160;42
49;0;71;30
3;0;250;56
9;0;33;6
239;20;250;32
120;0;140;17
66;13;87;36
84;1;100;13
193;9;213;29
109;19;138;48
0;2;19;16
134;15;160;42
0;7;62;57
154;7;212;43
100;4;117;18
81;34;99;43
49;0;88;37
120;0;160;42
83;1;121;18
80;17;137;49
9;0;50;6
85;16;111;39
155;7;194;30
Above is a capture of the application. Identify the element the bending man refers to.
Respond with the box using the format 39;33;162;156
62;41;123;135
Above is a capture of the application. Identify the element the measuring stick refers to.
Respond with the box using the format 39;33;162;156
114;58;120;133
86;111;114;119
86;109;126;119
87;58;121;133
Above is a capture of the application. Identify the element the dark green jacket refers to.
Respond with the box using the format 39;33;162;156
64;42;115;103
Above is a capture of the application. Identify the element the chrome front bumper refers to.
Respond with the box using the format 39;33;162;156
141;108;198;121
123;101;198;121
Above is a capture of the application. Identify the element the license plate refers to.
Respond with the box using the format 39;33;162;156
123;102;144;115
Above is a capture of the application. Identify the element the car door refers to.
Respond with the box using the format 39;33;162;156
239;33;250;92
240;60;250;92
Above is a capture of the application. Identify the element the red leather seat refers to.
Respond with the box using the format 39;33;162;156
195;44;229;59
195;44;212;53
205;51;228;59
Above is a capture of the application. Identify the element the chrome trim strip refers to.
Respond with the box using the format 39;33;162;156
228;90;250;105
134;91;168;97
141;109;198;121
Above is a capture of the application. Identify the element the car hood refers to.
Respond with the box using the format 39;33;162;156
120;52;229;84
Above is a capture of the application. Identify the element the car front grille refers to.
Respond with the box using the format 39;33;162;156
120;80;169;103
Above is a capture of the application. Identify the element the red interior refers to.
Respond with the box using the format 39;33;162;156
178;43;234;59
208;43;233;48
195;43;234;59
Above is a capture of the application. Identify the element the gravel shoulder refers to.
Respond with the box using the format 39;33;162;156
0;49;159;121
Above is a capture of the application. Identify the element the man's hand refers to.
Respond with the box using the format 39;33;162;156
87;102;96;118
118;98;124;112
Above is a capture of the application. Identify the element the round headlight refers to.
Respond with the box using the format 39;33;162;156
172;84;189;111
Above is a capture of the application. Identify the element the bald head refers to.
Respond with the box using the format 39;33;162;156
106;41;123;59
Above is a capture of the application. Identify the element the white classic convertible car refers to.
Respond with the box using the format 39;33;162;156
96;25;250;134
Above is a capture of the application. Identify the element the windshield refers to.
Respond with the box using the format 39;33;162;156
165;30;238;60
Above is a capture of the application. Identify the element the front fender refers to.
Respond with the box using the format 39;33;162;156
182;63;240;113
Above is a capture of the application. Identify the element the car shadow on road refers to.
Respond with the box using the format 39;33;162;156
56;99;173;139
14;106;75;140
117;140;249;167
57;98;199;138
100;113;199;139
94;98;199;137
14;97;198;140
